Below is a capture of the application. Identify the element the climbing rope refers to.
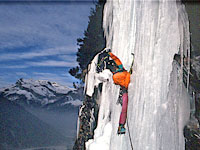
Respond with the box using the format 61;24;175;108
127;52;135;150
127;117;134;150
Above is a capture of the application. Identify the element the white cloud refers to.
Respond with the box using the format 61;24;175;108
0;4;92;50
16;72;27;76
33;72;57;76
33;72;71;79
0;72;76;88
0;65;28;69
0;58;77;69
0;46;77;61
0;74;18;88
0;3;93;88
58;54;77;61
28;60;78;67
0;80;12;88
33;72;77;88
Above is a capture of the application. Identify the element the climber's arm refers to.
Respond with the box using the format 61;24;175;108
97;55;109;69
108;52;125;71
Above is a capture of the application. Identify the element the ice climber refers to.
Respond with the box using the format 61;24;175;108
97;48;131;134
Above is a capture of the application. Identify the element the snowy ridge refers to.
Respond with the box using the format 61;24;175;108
85;0;191;150
61;99;82;107
0;78;82;109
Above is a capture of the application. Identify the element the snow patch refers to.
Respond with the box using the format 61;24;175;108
86;122;112;150
61;99;82;107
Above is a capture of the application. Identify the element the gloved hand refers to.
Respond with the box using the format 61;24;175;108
97;48;111;73
101;48;111;54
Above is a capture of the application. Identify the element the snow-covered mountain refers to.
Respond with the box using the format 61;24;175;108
0;78;83;111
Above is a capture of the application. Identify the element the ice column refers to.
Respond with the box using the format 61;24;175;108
86;0;191;150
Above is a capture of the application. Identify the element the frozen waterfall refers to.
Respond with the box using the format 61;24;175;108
85;0;191;150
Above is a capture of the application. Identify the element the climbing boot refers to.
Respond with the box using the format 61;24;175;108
117;124;126;134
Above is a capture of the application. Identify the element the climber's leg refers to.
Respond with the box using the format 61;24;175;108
119;92;128;125
118;92;128;134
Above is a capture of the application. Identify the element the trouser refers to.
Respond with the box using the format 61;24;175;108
119;92;128;125
112;71;130;125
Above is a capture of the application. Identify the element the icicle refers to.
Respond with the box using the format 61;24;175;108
85;54;99;97
77;115;80;139
186;34;190;92
77;105;85;138
90;108;95;132
191;92;196;116
187;91;200;129
184;6;191;92
180;32;184;94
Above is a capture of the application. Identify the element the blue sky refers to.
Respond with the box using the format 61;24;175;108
0;1;95;88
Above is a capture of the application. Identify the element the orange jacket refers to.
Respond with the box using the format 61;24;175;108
108;52;130;89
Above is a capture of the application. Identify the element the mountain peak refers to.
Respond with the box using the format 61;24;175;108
0;78;83;111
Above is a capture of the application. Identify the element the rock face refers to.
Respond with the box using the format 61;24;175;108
73;95;99;150
0;78;83;112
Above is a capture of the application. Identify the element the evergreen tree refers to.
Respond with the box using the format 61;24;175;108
69;0;106;83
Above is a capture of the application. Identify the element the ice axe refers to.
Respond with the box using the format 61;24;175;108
129;53;135;74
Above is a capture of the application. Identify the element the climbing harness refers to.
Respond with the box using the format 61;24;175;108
117;53;135;105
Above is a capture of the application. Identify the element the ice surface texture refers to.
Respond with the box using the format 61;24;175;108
86;0;191;150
